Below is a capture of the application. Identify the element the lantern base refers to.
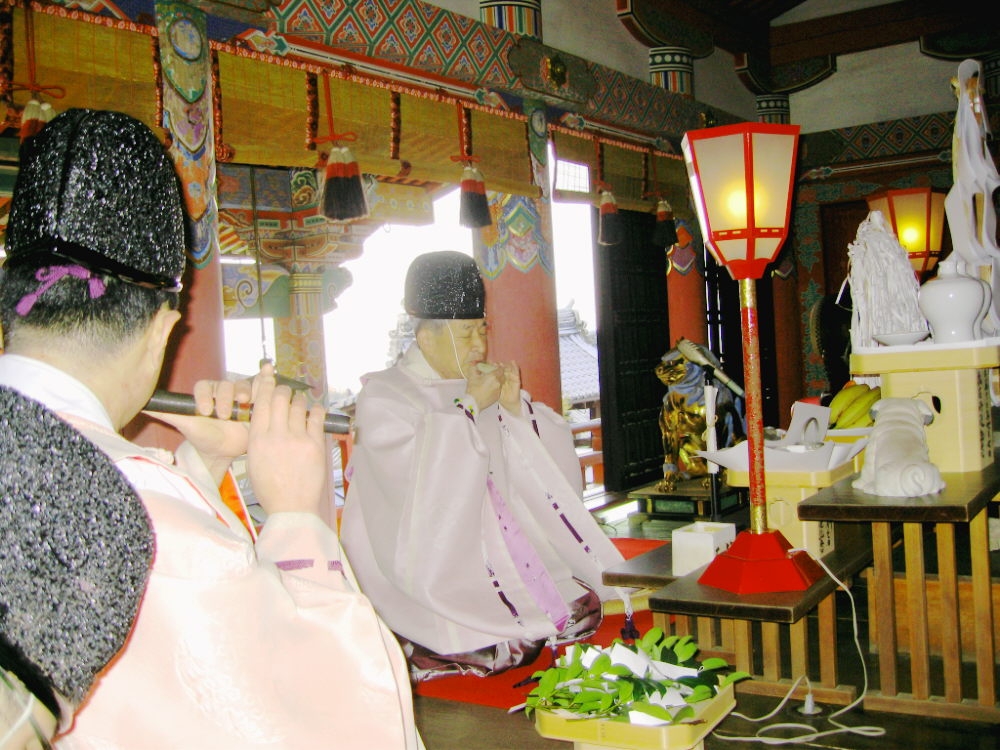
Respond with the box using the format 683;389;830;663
697;529;825;594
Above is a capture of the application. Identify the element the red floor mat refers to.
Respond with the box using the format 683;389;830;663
413;537;664;710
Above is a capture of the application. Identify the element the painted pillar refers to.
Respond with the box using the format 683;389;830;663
755;93;791;125
479;115;561;411
274;268;328;402
649;45;706;347
479;0;541;38
484;252;560;409
128;0;225;450
476;4;561;411
757;92;801;426
664;243;708;346
649;46;694;99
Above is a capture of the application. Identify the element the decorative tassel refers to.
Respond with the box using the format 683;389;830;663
620;612;641;642
597;187;621;246
313;73;366;222
452;102;490;229
653;198;678;248
19;98;53;142
321;145;369;222
459;163;491;228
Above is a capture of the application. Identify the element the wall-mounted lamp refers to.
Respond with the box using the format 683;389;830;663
866;187;946;279
682;121;823;594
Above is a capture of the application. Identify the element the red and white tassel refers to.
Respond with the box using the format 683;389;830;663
19;99;54;142
653;198;679;248
321;145;368;222
597;188;621;246
459;164;491;228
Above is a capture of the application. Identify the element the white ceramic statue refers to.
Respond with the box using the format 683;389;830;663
853;397;944;497
847;210;927;351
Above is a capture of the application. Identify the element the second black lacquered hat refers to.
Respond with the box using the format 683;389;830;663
404;251;485;320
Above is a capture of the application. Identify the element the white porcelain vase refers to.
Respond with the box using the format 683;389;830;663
918;260;990;343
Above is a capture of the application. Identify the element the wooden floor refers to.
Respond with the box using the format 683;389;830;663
414;690;1000;749
415;487;1000;748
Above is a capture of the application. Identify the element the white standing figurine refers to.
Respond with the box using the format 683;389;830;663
944;59;1000;334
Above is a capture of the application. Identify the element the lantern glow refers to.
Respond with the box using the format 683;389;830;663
866;187;946;278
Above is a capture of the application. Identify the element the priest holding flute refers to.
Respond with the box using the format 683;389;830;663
0;109;420;748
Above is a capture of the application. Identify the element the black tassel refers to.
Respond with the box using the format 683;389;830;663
653;198;679;248
597;188;621;246
620;612;641;642
321;146;369;222
459;164;491;228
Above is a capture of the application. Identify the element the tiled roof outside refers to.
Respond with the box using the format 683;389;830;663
558;305;599;406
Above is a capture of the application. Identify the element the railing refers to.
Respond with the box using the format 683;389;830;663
571;418;603;487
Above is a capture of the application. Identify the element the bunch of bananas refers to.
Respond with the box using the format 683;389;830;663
828;382;881;429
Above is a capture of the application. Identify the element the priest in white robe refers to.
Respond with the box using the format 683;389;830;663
340;251;625;679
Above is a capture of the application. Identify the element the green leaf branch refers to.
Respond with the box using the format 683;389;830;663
520;627;750;726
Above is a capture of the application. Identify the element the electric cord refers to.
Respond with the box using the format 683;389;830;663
447;324;468;380
712;552;886;745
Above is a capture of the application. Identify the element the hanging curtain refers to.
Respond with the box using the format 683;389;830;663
469;109;537;197
7;8;613;204
215;51;308;167
392;92;458;184
601;143;647;211
646;151;690;219
315;76;397;178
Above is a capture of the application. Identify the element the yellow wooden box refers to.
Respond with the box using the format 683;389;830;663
850;343;1000;473
725;461;857;557
534;682;735;750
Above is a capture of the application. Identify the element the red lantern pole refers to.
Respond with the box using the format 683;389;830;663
682;121;824;594
739;277;767;534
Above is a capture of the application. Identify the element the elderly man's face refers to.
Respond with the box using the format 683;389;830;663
419;318;488;379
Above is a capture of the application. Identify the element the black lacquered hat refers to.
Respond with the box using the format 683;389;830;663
3;108;185;291
404;251;485;319
0;387;153;706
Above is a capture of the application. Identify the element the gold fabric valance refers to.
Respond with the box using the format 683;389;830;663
9;8;653;205
394;92;458;184
11;8;159;133
646;152;690;214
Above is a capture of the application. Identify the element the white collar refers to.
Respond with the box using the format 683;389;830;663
0;353;115;430
399;344;444;380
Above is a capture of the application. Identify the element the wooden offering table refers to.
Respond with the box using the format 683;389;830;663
604;526;873;707
799;460;999;723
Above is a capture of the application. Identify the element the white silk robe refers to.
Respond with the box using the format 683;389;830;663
340;346;624;657
0;355;422;750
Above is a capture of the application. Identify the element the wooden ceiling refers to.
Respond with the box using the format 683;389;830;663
617;0;999;68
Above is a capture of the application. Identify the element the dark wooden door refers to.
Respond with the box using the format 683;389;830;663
593;208;671;492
